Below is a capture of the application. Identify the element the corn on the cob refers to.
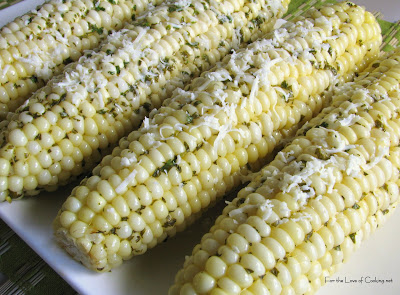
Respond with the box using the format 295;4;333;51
169;48;400;295
0;0;166;116
53;2;381;272
0;0;290;201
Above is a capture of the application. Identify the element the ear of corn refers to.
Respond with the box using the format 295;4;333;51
169;48;400;295
53;2;381;272
0;0;290;201
0;0;165;116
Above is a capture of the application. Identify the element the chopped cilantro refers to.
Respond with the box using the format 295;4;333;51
315;147;330;160
89;23;104;34
185;41;199;48
168;5;183;12
349;232;356;243
271;267;279;276
30;76;38;83
305;231;313;242
281;80;292;90
153;156;181;177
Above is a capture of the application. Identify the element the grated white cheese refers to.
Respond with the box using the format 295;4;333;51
273;18;287;29
121;154;137;167
315;15;333;32
362;144;390;171
194;35;211;51
280;202;291;216
345;154;363;177
247;75;259;108
97;91;104;109
114;103;123;113
205;68;232;82
266;0;285;16
291;213;312;222
244;187;256;192
54;30;69;46
71;92;84;106
116;170;137;194
258;199;274;221
173;0;192;8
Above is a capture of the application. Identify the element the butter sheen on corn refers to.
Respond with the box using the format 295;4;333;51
0;0;163;115
169;48;400;295
53;2;381;272
0;0;290;201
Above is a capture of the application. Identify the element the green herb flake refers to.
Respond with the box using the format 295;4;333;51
153;156;181;177
184;142;190;152
137;21;150;27
251;15;264;27
333;245;341;251
163;215;177;228
185;41;199;48
95;5;105;11
315;147;330;160
270;267;279;276
186;111;198;124
305;231;313;242
324;63;338;75
317;121;329;128
349;232;356;243
281;80;291;90
168;5;183;12
89;23;104;34
30;76;38;83
375;119;384;129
